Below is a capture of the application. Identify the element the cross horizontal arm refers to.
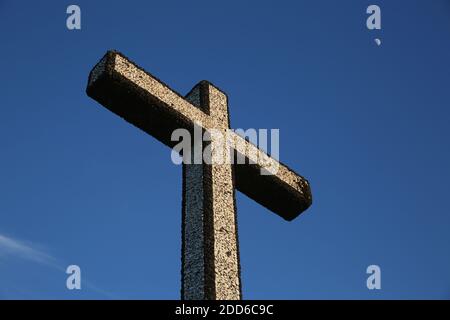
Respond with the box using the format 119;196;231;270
230;133;312;220
87;51;212;148
86;51;312;220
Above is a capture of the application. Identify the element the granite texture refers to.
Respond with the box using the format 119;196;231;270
86;50;312;221
182;83;241;300
86;50;312;300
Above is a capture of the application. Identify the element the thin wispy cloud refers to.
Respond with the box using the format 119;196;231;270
0;233;116;299
0;233;57;267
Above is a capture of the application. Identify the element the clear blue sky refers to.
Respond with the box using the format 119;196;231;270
1;1;449;299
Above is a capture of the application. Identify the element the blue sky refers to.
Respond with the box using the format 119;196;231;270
1;1;450;299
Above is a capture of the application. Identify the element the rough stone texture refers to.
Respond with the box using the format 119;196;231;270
89;55;107;84
182;83;241;300
113;54;211;128
86;50;313;300
86;50;312;221
182;162;205;299
209;138;241;300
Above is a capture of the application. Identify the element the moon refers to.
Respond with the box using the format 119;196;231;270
374;38;382;46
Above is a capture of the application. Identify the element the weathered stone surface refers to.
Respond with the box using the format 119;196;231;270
182;83;241;300
87;50;312;221
86;50;312;300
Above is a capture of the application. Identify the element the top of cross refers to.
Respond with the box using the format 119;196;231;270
87;50;312;220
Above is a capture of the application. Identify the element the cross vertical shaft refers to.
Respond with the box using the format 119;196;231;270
182;82;241;300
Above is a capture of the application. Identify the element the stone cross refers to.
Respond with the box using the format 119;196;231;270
86;51;312;300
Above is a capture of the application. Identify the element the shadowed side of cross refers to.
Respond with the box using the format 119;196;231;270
86;51;312;300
